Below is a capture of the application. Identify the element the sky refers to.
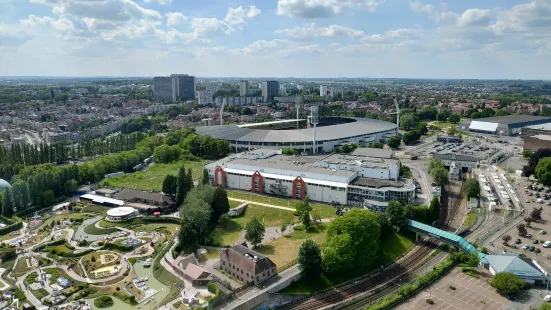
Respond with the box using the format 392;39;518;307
1;0;551;79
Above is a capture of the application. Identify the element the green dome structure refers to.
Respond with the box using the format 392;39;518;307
0;179;11;192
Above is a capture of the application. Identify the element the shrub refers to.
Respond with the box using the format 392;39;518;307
426;299;434;305
94;296;114;308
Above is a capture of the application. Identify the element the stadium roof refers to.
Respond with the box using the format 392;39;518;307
196;117;396;143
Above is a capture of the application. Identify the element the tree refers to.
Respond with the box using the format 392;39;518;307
322;233;355;274
178;219;198;252
325;209;380;270
464;179;481;199
64;179;78;197
387;136;401;149
301;210;311;229
400;114;418;131
524;217;532;226
436;112;447;122
202;169;209;185
490;272;526;295
181;199;212;242
245;217;265;248
386;201;406;230
432;167;450;186
523;148;551;177
368;142;384;149
517;223;527;236
218;214;231;228
298;239;322;280
501;234;511;245
2;188;14;217
448;114;461;123
420;106;438;120
428;197;441;222
530;207;543;221
535;157;551;186
376;212;392;238
522;150;533;159
402;130;421;145
162;175;178;196
311;209;321;224
211;186;230;223
429;159;444;172
447;126;457;136
185;168;194;194
400;164;413;178
466;254;480;270
295;197;312;215
153;144;182;163
175;166;187;205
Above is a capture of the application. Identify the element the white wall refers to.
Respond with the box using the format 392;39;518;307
225;174;252;191
305;183;346;204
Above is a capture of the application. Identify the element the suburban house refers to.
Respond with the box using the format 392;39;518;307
220;245;277;285
184;263;212;286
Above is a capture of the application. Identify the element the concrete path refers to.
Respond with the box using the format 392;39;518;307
228;198;295;211
0;269;10;291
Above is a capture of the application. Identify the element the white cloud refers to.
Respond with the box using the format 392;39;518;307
165;12;187;26
144;0;171;5
493;0;551;35
277;0;381;18
274;23;365;40
223;6;261;29
190;6;261;38
409;1;458;24
457;9;492;27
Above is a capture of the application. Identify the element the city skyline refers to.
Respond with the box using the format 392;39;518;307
1;0;551;79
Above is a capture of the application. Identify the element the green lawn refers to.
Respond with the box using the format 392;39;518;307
210;221;243;247
31;288;49;300
233;204;296;227
101;159;206;192
228;190;337;219
81;205;111;216
464;212;477;228
256;224;327;272
280;231;415;294
83;221;119;235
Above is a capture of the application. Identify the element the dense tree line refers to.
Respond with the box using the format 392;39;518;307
160;129;230;160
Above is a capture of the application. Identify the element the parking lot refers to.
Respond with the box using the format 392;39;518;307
491;178;551;272
396;268;523;310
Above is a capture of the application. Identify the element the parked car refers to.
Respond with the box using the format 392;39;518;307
547;202;551;206
533;239;539;244
529;192;534;196
525;233;533;238
544;241;551;248
522;244;530;250
544;294;551;302
536;248;542;253
529;246;536;251
515;238;522;244
541;230;547;235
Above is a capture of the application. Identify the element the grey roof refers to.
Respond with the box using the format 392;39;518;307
461;115;551;127
351;177;404;188
0;179;10;192
196;117;396;143
433;153;478;162
526;123;551;131
351;148;393;159
486;254;547;279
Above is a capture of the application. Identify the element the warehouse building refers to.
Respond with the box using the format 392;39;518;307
205;148;415;206
460;115;551;136
522;123;551;152
433;153;478;172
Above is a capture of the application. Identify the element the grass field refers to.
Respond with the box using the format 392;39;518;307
280;232;415;294
256;224;327;272
464;212;477;228
227;190;337;219
210;204;297;247
83;221;119;235
41;213;94;229
43;243;74;256
101;159;206;192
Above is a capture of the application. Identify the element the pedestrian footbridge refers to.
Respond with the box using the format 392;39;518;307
407;219;488;264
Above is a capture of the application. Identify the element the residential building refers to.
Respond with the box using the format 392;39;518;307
153;76;173;102
171;74;196;101
239;80;249;96
261;81;279;102
197;91;214;105
214;96;263;107
220;245;277;285
320;85;328;97
274;96;305;104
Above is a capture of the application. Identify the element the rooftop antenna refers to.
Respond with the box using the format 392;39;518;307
296;99;300;129
310;105;319;154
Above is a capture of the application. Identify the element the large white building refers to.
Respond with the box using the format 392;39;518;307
205;148;415;206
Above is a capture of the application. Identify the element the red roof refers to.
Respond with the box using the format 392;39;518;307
153;212;161;215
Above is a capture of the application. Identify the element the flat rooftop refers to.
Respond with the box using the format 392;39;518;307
463;115;551;125
238;119;306;128
351;177;404;188
350;148;393;159
526;123;551;131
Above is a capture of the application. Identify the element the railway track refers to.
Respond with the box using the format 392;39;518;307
278;185;463;310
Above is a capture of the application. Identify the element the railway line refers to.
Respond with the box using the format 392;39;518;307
277;185;464;310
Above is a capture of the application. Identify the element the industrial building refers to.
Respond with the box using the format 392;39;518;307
522;123;551;152
205;148;416;207
432;153;478;172
460;115;551;136
196;116;398;154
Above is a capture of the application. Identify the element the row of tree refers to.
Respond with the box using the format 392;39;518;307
428;159;450;186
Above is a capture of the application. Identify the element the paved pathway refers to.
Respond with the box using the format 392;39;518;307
0;269;10;291
228;198;295;211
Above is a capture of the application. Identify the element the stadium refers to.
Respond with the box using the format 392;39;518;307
460;115;551;136
196;116;398;154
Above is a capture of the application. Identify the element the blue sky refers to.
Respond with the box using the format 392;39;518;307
1;0;550;79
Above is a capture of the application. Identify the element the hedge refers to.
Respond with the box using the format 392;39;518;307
206;282;221;305
142;217;182;225
34;239;65;252
63;249;94;258
366;257;456;310
0;222;23;236
103;243;133;253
